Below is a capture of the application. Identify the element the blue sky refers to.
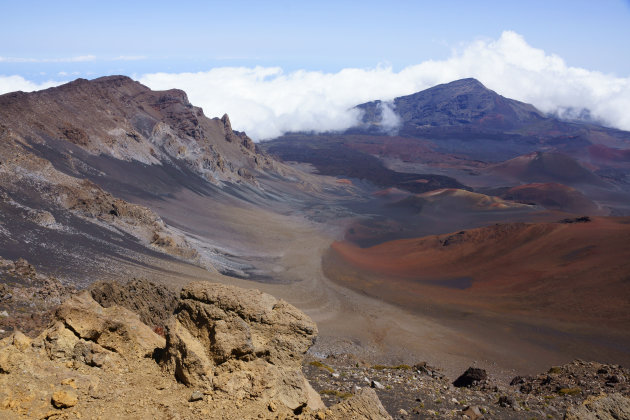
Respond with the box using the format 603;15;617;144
2;0;630;80
2;1;630;139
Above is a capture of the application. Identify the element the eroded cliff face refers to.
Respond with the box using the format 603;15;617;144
0;76;306;277
0;76;275;183
0;281;392;419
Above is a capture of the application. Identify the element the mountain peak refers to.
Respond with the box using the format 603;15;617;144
89;75;146;90
356;77;545;133
442;77;488;89
407;78;492;100
92;74;136;84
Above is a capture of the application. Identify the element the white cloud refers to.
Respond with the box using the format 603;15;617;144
140;31;630;140
1;32;629;140
378;101;401;134
0;75;64;93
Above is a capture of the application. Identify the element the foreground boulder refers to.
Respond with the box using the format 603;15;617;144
49;290;165;361
161;281;324;410
0;280;391;419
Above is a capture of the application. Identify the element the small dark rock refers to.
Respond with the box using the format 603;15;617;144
559;216;591;224
498;395;515;408
520;383;533;394
453;367;488;388
413;361;427;372
607;375;622;384
510;376;527;386
556;383;570;392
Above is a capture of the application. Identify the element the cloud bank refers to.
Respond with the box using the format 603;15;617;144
0;75;65;94
139;31;630;140
1;31;629;140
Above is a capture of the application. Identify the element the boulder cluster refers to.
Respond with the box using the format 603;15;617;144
0;281;391;419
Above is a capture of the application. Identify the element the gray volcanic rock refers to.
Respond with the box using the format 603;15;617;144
89;278;177;329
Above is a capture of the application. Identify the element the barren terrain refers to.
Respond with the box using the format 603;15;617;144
2;76;630;418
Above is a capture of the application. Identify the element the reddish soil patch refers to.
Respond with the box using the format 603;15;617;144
502;182;601;214
326;217;630;330
589;144;630;163
335;179;353;185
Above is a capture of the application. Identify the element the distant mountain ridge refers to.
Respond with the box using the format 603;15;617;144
0;75;275;187
357;78;547;132
263;76;630;215
352;78;630;152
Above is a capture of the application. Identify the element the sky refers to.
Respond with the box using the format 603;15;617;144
2;0;630;139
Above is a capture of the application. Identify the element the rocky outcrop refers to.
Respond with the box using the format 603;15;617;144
57;179;200;260
0;290;171;418
51;291;165;359
0;281;392;419
221;113;256;151
161;281;324;411
512;360;630;397
0;257;76;339
29;291;165;371
326;388;391;419
564;393;630;420
89;278;177;329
